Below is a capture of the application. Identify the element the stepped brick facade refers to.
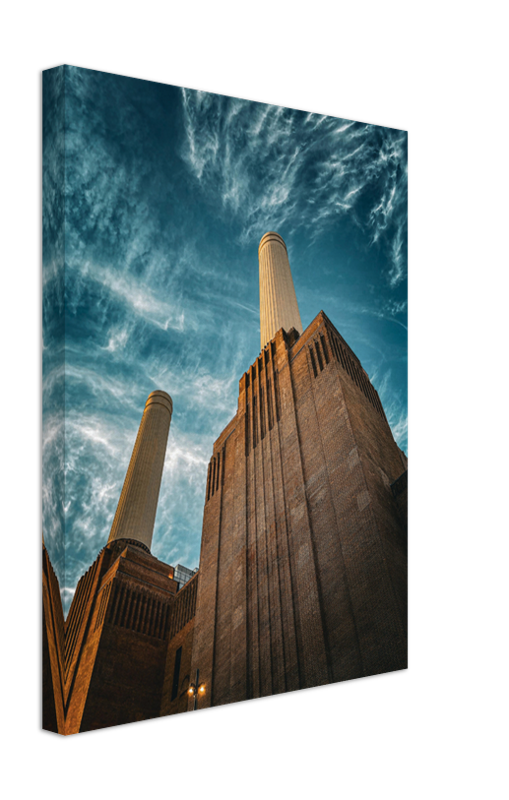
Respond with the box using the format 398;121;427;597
63;539;179;733
43;234;407;734
190;311;407;709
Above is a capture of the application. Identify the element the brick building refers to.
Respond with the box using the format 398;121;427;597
188;311;407;712
63;539;180;733
43;232;407;733
43;391;201;734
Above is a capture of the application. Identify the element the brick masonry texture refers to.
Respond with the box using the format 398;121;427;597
46;536;198;733
160;574;198;716
63;539;179;733
391;470;408;553
43;310;407;733
191;310;407;710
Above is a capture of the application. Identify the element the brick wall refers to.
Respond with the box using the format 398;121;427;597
191;310;407;710
160;574;199;716
44;308;407;731
64;540;178;733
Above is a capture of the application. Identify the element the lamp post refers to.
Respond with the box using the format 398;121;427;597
187;668;205;711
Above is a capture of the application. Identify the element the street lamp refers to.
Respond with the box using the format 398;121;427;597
187;668;205;710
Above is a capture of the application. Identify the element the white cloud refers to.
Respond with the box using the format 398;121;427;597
65;365;141;410
103;325;131;352
391;411;408;446
388;222;406;287
179;88;407;290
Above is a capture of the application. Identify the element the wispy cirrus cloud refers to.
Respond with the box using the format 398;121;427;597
42;412;65;585
148;368;239;420
387;219;406;288
82;262;187;333
181;90;407;288
65;365;142;410
391;411;408;447
42;69;407;615
359;297;408;332
59;403;226;615
369;367;408;455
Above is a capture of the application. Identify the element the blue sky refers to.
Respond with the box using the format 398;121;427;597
43;66;407;616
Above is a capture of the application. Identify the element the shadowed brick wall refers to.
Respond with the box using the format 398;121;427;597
160;573;198;716
191;310;407;710
64;540;179;734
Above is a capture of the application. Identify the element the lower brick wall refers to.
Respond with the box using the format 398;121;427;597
392;470;408;553
191;312;408;709
160;620;196;716
78;625;169;731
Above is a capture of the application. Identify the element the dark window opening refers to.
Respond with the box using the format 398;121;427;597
267;379;273;430
245;402;250;455
309;347;318;378
260;385;265;439
206;462;212;501
171;647;182;701
315;340;324;371
274;371;281;420
320;334;330;364
253;394;258;448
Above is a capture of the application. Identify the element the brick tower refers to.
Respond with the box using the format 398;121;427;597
63;390;183;733
189;233;407;710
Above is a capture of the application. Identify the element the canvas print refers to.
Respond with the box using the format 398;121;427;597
42;66;408;734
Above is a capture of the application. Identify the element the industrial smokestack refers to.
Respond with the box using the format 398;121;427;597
108;390;173;552
258;232;302;350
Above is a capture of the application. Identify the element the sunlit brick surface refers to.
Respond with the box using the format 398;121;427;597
191;311;407;709
64;540;179;734
44;315;407;732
